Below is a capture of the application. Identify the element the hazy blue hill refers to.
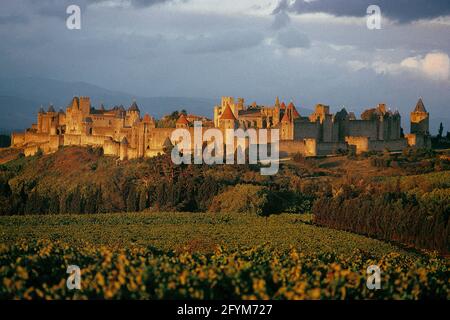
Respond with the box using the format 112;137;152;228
6;76;445;135
0;77;123;107
0;77;218;130
0;95;40;131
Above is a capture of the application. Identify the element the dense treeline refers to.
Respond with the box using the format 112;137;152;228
313;175;450;253
0;147;316;215
367;147;450;174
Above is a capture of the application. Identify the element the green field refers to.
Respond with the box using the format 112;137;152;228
0;212;415;256
1;212;449;299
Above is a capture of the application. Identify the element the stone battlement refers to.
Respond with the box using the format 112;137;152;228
11;96;430;160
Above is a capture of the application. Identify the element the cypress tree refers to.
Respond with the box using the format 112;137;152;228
139;190;148;211
126;186;138;212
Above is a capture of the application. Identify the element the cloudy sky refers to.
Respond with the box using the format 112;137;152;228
1;0;449;130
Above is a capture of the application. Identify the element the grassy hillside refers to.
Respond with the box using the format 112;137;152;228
0;146;330;215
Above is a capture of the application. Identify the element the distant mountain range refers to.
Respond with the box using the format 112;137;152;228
0;77;315;134
0;77;219;132
8;77;445;135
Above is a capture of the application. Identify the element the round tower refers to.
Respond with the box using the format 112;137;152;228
127;100;140;125
37;106;45;133
280;110;292;140
83;117;93;136
218;104;238;130
120;137;129;160
410;98;429;135
47;104;58;135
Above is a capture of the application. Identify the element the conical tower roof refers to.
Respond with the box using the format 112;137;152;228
143;113;152;123
292;107;300;119
220;104;237;120
128;100;140;112
281;111;290;122
162;137;173;149
176;113;190;125
287;102;300;119
414;98;427;113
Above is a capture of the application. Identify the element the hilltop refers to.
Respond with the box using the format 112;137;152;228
0;145;448;214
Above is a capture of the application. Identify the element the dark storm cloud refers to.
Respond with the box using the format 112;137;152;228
1;0;177;21
272;2;310;50
271;10;291;30
277;0;450;23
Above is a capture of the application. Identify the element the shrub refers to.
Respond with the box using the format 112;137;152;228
292;152;305;163
35;148;43;157
209;184;273;216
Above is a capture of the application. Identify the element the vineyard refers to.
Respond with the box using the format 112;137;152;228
1;239;448;300
0;212;409;255
1;212;449;300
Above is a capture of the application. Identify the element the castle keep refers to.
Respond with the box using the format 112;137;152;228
12;96;430;159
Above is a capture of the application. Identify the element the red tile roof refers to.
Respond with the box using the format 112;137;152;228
176;113;190;125
143;113;152;122
220;104;237;120
288;102;300;119
281;111;290;122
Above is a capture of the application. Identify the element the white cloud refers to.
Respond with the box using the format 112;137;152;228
371;60;403;75
349;52;450;82
347;60;369;71
400;52;450;81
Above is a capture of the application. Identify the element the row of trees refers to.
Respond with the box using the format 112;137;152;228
1;184;103;215
313;185;450;253
1;176;314;216
367;147;450;174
